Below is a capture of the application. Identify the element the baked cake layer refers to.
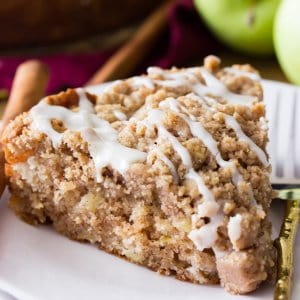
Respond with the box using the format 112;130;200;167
2;56;276;294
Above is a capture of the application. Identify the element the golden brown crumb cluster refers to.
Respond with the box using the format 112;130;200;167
2;56;276;295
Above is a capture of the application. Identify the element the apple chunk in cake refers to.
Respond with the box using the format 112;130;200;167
2;56;276;294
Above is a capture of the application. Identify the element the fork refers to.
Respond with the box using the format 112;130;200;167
263;80;300;300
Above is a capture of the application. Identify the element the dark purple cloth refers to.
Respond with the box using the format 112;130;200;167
0;52;112;95
140;0;218;69
0;0;218;95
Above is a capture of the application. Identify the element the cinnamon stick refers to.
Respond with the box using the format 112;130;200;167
0;60;49;133
86;0;173;85
0;60;49;197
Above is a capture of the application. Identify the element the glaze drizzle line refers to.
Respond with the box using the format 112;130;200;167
30;96;146;182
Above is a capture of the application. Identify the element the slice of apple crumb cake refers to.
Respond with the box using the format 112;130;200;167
2;55;276;294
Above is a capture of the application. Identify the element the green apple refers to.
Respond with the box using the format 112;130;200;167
194;0;280;56
274;0;300;85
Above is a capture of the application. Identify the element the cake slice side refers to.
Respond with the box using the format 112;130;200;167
2;56;276;294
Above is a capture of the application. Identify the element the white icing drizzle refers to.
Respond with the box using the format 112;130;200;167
131;76;155;89
189;213;223;251
187;169;223;250
259;116;268;131
147;66;256;106
224;67;261;81
227;214;243;250
76;88;95;113
148;147;179;183
83;81;116;95
203;95;218;107
224;115;269;167
30;99;146;182
197;68;256;106
113;110;127;121
159;97;181;113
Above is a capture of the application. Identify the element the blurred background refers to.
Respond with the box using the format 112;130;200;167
0;0;298;110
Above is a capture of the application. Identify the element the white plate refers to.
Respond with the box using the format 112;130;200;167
0;80;299;300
